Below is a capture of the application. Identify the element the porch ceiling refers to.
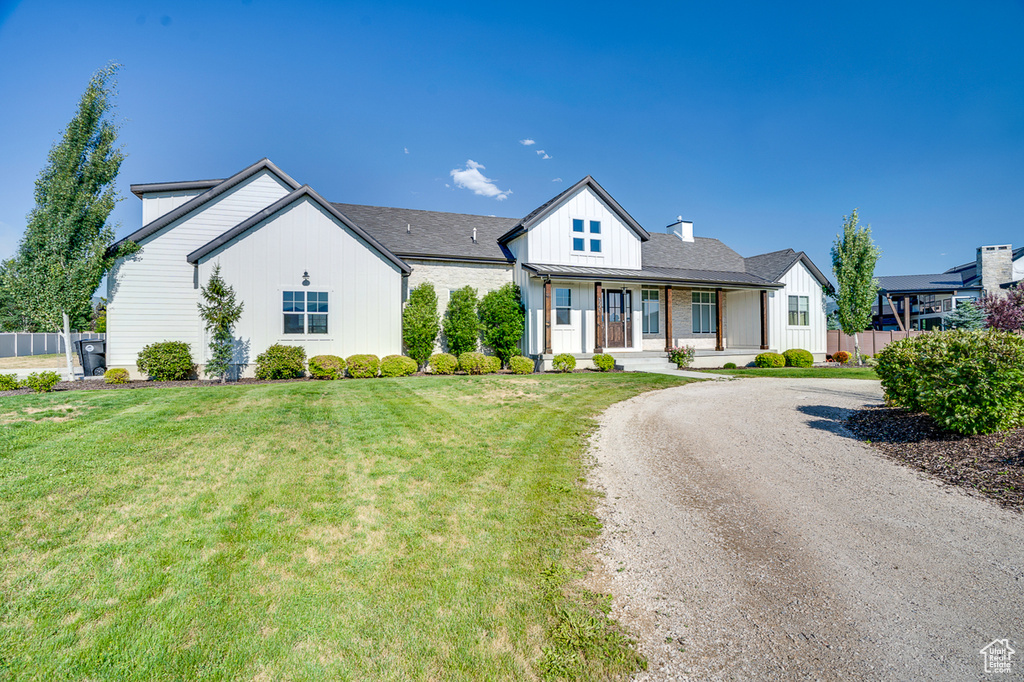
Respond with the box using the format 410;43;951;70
522;263;783;289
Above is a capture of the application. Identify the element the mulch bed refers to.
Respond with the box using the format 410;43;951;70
846;407;1024;510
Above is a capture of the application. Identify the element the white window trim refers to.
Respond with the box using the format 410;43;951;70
787;294;811;328
570;217;605;257
279;287;334;341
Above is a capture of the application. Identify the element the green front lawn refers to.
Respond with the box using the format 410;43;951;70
0;373;688;680
701;366;878;379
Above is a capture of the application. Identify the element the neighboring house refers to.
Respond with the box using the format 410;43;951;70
873;244;1022;331
107;159;831;375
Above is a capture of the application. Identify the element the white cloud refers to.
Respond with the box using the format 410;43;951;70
552;178;562;183
536;150;552;160
519;139;535;146
449;160;512;201
404;147;409;154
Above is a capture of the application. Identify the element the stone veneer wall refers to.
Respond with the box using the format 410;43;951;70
638;286;726;350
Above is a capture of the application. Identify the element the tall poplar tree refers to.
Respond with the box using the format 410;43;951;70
4;63;136;378
831;209;881;365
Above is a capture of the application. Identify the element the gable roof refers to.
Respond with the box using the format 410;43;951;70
186;185;412;274
744;248;833;291
497;176;650;244
130;178;224;198
108;158;300;254
331;203;518;263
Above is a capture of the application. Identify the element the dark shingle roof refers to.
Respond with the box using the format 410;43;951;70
641;233;747;271
875;273;976;293
522;263;781;288
744;249;799;281
332;203;518;262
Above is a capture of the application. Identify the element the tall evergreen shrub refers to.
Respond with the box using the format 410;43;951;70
403;282;440;369
478;283;525;367
443;286;480;356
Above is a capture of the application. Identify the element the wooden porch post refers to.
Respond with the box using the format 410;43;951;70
759;289;769;350
664;285;673;352
903;295;911;331
715;288;724;351
543;279;552;355
594;282;603;353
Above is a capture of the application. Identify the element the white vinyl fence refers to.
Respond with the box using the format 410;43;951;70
0;332;105;358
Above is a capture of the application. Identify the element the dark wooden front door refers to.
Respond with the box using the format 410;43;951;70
604;289;632;348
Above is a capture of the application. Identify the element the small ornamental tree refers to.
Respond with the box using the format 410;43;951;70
403;282;440;369
979;286;1024;332
831;209;881;365
198;264;244;382
443;286;480;356
3;64;137;377
478;283;525;367
944;299;987;331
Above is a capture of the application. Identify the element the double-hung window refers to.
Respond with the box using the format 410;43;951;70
555;288;572;325
691;291;716;334
641;289;659;334
284;291;329;334
788;295;809;326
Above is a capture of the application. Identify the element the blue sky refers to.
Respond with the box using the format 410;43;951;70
1;1;1022;277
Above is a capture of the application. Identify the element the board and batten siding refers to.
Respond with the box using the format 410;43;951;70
197;197;404;365
106;170;294;368
141;189;208;225
724;289;761;348
524;186;642;269
768;260;826;357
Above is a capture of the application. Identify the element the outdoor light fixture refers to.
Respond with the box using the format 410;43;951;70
302;271;310;286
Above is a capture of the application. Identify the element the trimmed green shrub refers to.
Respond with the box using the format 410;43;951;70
754;352;785;368
346;354;380;378
308;355;345;380
380;355;417;377
403;282;440;369
443;286;480;356
668;345;695;368
254;344;306;380
484;356;502;373
876;329;1024;435
428;352;458;375
137;341;196;381
23;371;60;393
783;348;814;368
509;356;534;375
0;373;19;391
459;351;488;375
552;353;576;373
592;353;615;372
833;350;851;364
478;283;525;366
723;362;737;370
103;368;130;384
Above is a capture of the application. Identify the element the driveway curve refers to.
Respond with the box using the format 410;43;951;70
586;378;1023;681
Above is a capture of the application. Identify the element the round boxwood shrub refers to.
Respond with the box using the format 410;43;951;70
308;355;346;380
833;350;851;364
783;348;814;368
0;373;20;391
552;353;576;373
380;355;417;377
459;351;488;375
592;353;615;372
137;341;196;381
346;354;380;378
428;352;458;375
253;344;306;380
509;356;534;375
484;355;502;373
104;368;130;384
23;371;60;393
723;362;737;370
754;352;785;368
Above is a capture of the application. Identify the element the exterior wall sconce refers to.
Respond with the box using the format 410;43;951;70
302;271;310;286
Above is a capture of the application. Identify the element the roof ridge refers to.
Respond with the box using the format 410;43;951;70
330;202;518;221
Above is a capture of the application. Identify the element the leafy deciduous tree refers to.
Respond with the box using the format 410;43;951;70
198;264;244;383
3;63;136;377
944;299;987;331
443;286;480;356
402;282;440;369
478;283;525;366
831;209;881;364
979;286;1024;332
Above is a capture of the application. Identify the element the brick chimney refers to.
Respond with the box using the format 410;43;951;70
976;244;1013;295
667;216;694;242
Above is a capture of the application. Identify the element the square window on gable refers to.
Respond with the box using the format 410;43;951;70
590;239;602;253
590;220;601;234
573;237;585;251
572;219;584;232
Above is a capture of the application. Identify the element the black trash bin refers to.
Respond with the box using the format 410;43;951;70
74;339;107;376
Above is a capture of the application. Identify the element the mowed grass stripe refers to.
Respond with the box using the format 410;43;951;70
0;372;688;680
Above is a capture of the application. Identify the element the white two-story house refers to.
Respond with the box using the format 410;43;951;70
107;159;830;375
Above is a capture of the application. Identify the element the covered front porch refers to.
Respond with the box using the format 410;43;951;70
523;264;781;366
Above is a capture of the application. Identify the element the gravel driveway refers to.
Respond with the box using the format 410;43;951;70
586;378;1023;681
